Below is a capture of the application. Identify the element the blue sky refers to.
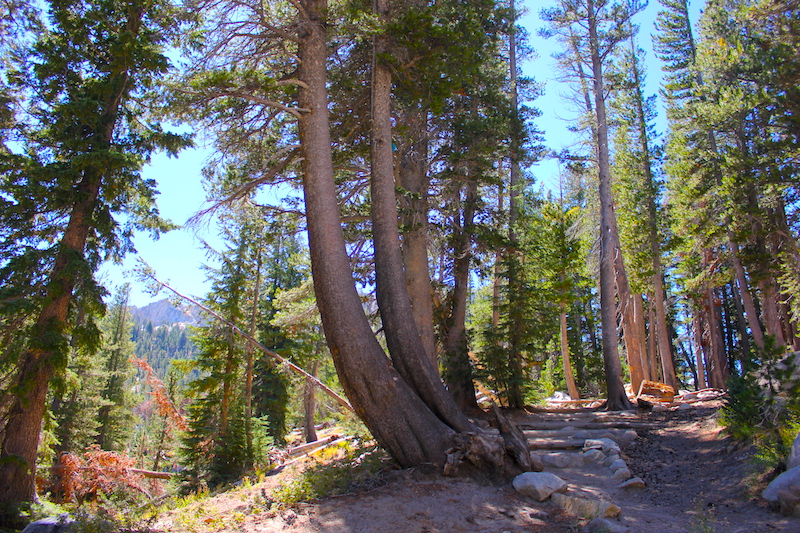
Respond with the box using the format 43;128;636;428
102;0;700;307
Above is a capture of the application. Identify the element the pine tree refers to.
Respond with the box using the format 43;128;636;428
0;0;190;506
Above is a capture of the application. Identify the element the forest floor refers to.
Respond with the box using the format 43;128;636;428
151;400;800;533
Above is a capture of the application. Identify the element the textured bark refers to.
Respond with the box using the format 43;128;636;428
560;301;580;400
729;238;764;349
614;243;645;394
297;0;457;467
369;11;473;432
397;112;437;372
588;0;631;410
693;315;708;389
304;359;320;443
442;180;479;412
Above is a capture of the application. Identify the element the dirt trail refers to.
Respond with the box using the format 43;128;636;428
154;401;800;533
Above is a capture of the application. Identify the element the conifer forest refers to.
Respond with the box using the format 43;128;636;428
0;0;799;528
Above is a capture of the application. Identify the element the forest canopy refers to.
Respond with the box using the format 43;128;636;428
0;0;799;519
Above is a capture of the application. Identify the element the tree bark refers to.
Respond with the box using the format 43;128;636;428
297;0;462;469
560;300;580;400
368;3;473;432
397;111;437;372
442;180;479;412
304;359;320;443
588;0;631;410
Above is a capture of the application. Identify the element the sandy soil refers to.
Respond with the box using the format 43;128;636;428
152;402;800;533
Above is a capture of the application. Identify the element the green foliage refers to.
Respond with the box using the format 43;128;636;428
720;338;800;469
270;442;391;506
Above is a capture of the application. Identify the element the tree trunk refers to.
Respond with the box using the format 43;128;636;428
614;242;645;394
297;0;463;469
693;314;708;389
442;180;479;412
304;359;320;443
560;300;580;400
245;249;263;462
397;111;437;372
0;173;103;504
369;4;473;432
588;0;631;410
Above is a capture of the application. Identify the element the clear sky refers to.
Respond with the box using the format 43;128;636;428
102;0;699;308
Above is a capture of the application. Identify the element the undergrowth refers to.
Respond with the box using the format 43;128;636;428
270;441;393;505
720;337;800;472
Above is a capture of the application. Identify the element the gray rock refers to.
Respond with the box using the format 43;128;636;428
651;404;668;413
762;464;800;515
676;402;693;411
583;517;630;533
21;516;73;533
542;451;587;469
529;452;545;472
584;438;619;454
612;467;632;480
788;430;800;470
583;449;605;462
512;472;568;501
609;459;627;471
618;477;646;489
603;453;621;467
550;493;621;519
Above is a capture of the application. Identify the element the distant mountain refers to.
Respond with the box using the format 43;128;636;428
131;299;202;326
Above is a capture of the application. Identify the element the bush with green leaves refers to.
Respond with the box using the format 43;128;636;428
721;337;800;469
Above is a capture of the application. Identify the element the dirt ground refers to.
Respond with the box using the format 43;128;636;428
152;402;800;533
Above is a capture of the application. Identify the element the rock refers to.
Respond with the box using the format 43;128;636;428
777;486;800;516
762;464;800;515
584;438;619;454
541;452;587;469
583;449;605;462
603;453;621;467
676;402;693;411
512;472;568;501
652;404;669;413
551;493;621;519
529;452;545;472
788;430;800;470
618;477;646;489
612;467;632;480
609;459;627;471
583;517;630;533
21;516;74;533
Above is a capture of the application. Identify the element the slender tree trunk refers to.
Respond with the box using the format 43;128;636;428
245;249;263;462
560;299;580;399
304;359;320;443
729;238;764;349
693;314;707;389
442;181;479;411
645;300;656;382
614;243;644;393
397;112;437;372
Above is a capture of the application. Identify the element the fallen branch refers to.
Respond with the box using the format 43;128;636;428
137;263;354;413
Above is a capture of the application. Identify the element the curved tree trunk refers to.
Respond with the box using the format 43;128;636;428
369;6;474;432
297;0;457;467
560;300;580;400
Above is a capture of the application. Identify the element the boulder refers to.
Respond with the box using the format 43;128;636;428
652;404;669;413
603;453;621;467
21;516;74;533
609;459;627;471
583;449;605;463
529;452;545;472
788;430;800;471
612;467;632;480
550;493;621;519
676;403;693;411
584;438;619;454
541;452;587;469
762;464;800;515
618;477;646;489
512;472;568;501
